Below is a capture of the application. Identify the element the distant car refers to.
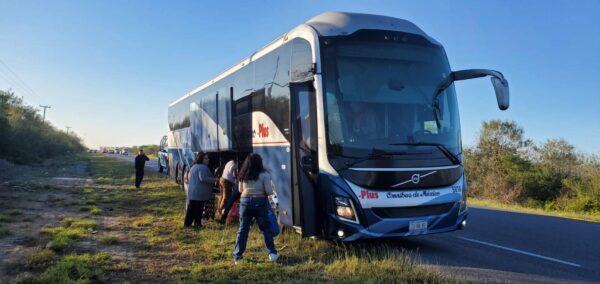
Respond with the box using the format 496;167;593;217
121;150;129;155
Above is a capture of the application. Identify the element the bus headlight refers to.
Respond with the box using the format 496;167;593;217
335;196;358;223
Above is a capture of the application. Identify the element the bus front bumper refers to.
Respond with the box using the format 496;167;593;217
328;201;468;241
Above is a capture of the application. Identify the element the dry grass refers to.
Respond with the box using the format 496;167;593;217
2;154;451;283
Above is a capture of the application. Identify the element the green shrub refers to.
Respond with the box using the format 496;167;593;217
99;236;119;245
40;253;110;283
19;247;56;270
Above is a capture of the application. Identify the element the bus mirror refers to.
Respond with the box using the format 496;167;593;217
491;77;509;110
432;69;510;111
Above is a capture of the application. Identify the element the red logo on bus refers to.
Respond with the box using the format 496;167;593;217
258;123;270;138
360;190;379;199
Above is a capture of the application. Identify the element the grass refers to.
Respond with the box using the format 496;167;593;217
40;252;111;283
0;214;15;223
99;236;119;245
79;205;103;215
469;198;600;223
78;153;449;283
0;224;10;238
40;218;98;251
17;247;57;270
26;182;59;191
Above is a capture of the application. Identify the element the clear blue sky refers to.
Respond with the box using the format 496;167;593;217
1;0;599;153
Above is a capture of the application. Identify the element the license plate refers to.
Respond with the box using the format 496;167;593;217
409;220;428;232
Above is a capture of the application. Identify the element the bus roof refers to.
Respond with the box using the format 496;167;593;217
169;12;436;107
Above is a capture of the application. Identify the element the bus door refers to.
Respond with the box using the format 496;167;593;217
290;83;319;237
217;87;233;151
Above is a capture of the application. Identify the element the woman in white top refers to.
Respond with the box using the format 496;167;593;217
232;153;278;262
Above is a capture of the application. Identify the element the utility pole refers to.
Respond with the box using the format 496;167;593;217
39;105;51;122
66;126;71;134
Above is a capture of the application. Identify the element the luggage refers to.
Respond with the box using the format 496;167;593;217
203;197;216;220
227;201;240;223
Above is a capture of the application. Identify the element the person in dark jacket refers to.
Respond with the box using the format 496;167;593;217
134;149;150;188
184;152;217;228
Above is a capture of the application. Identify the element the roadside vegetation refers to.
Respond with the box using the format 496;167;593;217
465;120;599;221
0;89;85;164
128;145;160;158
1;154;449;283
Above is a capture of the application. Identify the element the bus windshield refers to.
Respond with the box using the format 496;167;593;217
322;38;461;160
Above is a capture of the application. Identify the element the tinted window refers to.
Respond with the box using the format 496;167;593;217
291;38;313;82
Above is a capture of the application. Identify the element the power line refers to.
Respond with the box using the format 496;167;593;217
0;70;35;99
0;59;39;98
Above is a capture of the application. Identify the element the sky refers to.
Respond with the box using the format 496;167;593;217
0;0;599;153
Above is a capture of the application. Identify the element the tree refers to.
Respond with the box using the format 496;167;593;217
539;138;578;175
477;120;532;158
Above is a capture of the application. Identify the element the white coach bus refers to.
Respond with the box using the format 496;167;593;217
166;12;509;240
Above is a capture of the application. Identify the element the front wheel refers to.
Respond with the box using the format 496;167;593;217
158;158;164;173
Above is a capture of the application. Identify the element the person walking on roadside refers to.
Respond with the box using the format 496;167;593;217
134;149;150;188
233;153;279;263
184;152;217;229
218;158;237;214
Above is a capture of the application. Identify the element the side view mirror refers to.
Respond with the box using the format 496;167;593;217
491;76;509;110
433;69;510;111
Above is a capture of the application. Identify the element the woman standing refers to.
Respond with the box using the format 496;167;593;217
184;152;217;228
232;153;279;262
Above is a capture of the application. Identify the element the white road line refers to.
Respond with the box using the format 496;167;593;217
458;237;582;268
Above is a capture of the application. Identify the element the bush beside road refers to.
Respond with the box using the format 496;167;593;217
0;89;84;164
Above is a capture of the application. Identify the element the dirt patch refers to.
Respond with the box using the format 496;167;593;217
51;177;94;186
0;157;92;282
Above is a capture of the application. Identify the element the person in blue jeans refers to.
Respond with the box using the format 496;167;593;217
233;153;279;262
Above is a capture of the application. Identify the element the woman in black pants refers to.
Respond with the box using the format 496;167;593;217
184;152;217;228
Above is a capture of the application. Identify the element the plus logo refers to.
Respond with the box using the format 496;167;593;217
359;190;379;199
258;123;270;138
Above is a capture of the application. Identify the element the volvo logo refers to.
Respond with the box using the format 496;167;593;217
392;171;437;187
411;174;420;184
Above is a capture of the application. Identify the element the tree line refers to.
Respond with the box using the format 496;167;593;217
0;89;84;164
464;120;599;213
128;145;160;157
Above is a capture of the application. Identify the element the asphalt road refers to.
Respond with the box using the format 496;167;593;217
107;153;160;172
375;208;600;283
107;153;599;283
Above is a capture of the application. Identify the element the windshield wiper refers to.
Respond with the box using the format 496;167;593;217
336;149;407;172
389;142;461;165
